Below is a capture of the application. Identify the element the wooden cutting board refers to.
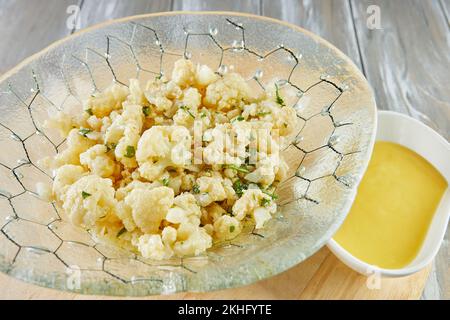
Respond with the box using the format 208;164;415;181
0;247;430;300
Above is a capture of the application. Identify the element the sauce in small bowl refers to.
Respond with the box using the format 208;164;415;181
328;111;450;277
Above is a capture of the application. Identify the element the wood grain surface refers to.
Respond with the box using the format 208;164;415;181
0;0;448;300
0;247;432;300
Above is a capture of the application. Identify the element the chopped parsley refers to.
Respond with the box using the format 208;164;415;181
116;227;127;238
229;225;235;233
162;178;170;186
124;145;135;158
81;191;91;199
223;164;250;174
236;115;245;121
260;197;271;207
79;128;91;137
192;184;200;194
200;112;207;118
257;111;271;117
85;108;93;116
275;83;285;106
233;180;248;197
142;106;151;116
261;189;278;200
180;106;195;119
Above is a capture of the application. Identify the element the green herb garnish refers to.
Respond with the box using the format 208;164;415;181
257;111;271;117
236;116;244;121
142;106;151;116
162;178;170;187
180;106;195;119
124;145;135;158
229;225;235;233
200;112;207;118
233;180;248;197
223;164;250;174
116;227;127;238
260;197;271;207
79;128;91;137
192;184;200;194
275;83;285;106
261;189;278;200
81;191;91;199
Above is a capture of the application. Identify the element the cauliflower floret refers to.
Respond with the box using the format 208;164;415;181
116;180;161;201
173;227;212;256
86;115;103;131
53;165;85;201
44;111;77;137
180;173;196;191
195;64;219;87
195;176;229;207
144;84;173;113
203;73;253;111
253;207;273;230
162;226;177;246
173;88;202;128
105;103;144;168
115;180;160;231
136;234;173;260
53;129;96;167
116;201;137;232
136;126;192;181
202;202;227;225
232;189;276;228
166;193;202;225
213;215;242;240
86;83;129;118
202;124;243;166
61;175;117;228
80;144;116;178
124;186;174;233
171;59;195;87
244;154;280;187
127;79;147;105
260;99;298;136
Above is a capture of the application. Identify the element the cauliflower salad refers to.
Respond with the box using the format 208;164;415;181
38;59;298;260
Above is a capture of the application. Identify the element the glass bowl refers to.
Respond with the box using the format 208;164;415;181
0;12;376;296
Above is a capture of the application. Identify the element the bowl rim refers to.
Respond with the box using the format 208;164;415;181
0;11;377;296
328;110;450;277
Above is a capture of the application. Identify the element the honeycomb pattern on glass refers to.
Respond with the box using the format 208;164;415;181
0;13;376;296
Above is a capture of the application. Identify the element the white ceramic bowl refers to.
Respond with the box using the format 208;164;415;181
328;110;450;277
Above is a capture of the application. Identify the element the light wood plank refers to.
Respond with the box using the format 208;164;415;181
350;0;450;139
78;0;172;28
262;0;363;70
173;0;261;14
299;252;432;300
0;247;431;300
0;0;81;73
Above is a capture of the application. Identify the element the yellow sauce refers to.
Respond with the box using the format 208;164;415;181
334;141;447;269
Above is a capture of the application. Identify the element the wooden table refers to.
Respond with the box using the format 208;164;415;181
0;0;448;300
